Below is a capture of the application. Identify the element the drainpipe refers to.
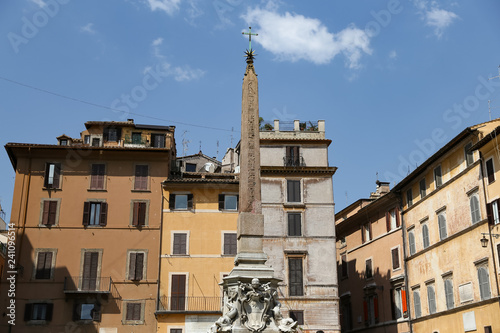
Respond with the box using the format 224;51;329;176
397;192;413;333
17;147;32;275
478;152;500;297
156;182;165;315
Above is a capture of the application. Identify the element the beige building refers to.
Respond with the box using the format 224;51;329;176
2;119;175;332
335;182;410;333
394;120;500;333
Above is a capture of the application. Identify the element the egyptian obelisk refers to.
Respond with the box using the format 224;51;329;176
208;29;296;333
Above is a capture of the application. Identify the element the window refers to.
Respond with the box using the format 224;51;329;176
60;139;68;146
132;132;142;144
35;251;55;279
81;251;100;291
364;294;378;326
427;284;436;314
408;230;416;255
289;310;304;325
103;127;120;142
41;200;58;226
151;133;166;148
134;165;149;190
288;213;302;236
171;274;186;310
407;188;413;207
413;289;421;318
341;254;348;279
477;266;491;300
73;303;101;321
438;212;447;240
419;178;426;198
362;223;372;243
289;257;303;296
24;303;53;322
365;259;373;279
285;146;301;167
434;166;442;187
487;200;500;225
92;138;100;147
82;201;107;226
169;194;194;210
386;208;400;232
486;158;495;184
219;194;238;211
287;180;301;203
444;277;454;310
391;287;404;320
465;142;474;166
125;302;143;323
171;329;183;333
132;201;147;226
44;163;61;189
422;224;430;249
185;163;197;172
470;194;481;224
84;135;90;144
340;296;352;331
391;247;400;270
90;164;105;190
223;233;237;255
128;252;145;281
173;233;187;255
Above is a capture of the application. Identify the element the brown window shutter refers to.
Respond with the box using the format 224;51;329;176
43;252;53;279
36;252;48;279
361;225;366;243
295;181;301;202
48;201;57;225
187;194;193;209
385;211;390;232
92;304;101;322
487;202;493;225
219;194;225;210
73;303;81;321
287;180;293;201
42;201;50;225
82;202;90;226
374;296;379;322
133;202;140;226
369;222;373;239
395;207;401;227
129;252;137;280
392;248;400;269
173;234;180;254
135;253;144;280
171;274;186;310
363;300;368;323
46;303;53;321
44;164;49;188
138;202;146;226
24;303;33;321
99;202;108;226
169;194;175;210
53;163;61;188
126;303;134;320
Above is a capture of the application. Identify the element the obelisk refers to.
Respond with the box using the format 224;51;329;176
208;29;296;333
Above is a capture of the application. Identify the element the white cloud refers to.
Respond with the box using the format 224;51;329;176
242;6;372;68
31;0;46;8
413;1;459;38
146;0;181;16
80;23;96;34
389;50;398;59
149;38;205;82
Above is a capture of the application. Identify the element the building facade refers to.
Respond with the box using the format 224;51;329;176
2;119;175;332
157;171;239;333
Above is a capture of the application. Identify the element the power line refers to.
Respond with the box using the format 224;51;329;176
0;75;239;133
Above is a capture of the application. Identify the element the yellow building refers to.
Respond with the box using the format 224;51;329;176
393;119;500;333
157;171;239;333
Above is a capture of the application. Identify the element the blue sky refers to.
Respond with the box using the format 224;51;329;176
1;0;500;220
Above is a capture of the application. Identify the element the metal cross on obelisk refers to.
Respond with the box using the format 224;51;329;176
242;27;258;50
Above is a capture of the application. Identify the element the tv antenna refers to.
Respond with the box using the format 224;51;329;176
182;131;190;156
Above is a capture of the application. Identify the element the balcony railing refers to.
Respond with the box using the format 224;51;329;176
64;276;112;294
158;296;222;313
284;155;306;167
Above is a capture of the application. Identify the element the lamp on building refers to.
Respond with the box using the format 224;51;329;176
480;233;500;248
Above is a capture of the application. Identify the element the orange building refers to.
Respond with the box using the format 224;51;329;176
1;119;175;332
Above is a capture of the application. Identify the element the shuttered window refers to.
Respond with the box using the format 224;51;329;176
223;233;237;255
219;194;238;210
24;303;53;321
129;252;144;281
386;208;400;232
171;275;186;310
73;303;101;321
470;194;481;224
408;230;416;255
365;259;372;279
82;202;107;226
427;285;436;314
103;127;121;142
434;166;442;187
438;213;447;240
287;180;301;203
288;213;302;236
90;164;105;190
151;134;166;148
126;303;142;321
391;248;400;270
82;252;99;291
288;258;303;296
486;158;495;184
487;200;500;225
35;252;53;279
478;267;491;300
134;165;149;190
42;200;58;226
132;202;147;226
465;142;474;166
444;279;454;310
170;194;194;210
173;233;187;255
285;146;300;167
422;224;430;249
407;188;413;207
413;290;421;318
44;163;61;189
419;178;426;198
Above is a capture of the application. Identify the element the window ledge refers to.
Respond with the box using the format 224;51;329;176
283;203;305;208
42;187;61;191
88;189;107;192
131;189;151;193
221;254;236;257
171;254;190;257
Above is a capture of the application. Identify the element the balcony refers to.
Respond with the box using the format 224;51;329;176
64;276;112;294
157;296;222;313
284;155;306;167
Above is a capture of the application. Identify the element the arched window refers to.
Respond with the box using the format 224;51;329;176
470;194;481;224
477;267;491;300
413;289;421;318
408;230;416;255
438;213;447;240
422;224;430;249
444;279;454;310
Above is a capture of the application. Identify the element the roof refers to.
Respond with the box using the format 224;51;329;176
84;121;174;132
163;172;238;185
177;151;221;165
469;126;500;151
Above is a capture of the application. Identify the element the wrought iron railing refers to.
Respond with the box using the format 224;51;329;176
64;276;112;293
283;155;306;167
158;296;222;312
